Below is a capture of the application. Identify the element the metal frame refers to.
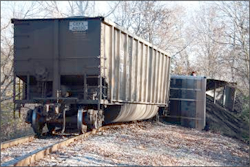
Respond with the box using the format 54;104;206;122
53;19;59;98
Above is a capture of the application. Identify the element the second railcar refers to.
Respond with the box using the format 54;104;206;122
11;17;171;135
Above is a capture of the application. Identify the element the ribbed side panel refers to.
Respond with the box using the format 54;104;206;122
102;22;171;106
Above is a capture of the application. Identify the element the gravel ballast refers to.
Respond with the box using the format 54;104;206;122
31;121;249;166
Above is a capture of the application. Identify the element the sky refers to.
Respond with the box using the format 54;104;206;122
96;1;201;13
1;1;203;35
1;1;203;20
1;1;203;61
95;1;202;15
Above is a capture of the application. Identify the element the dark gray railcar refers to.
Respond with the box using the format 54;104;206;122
166;75;206;130
11;17;171;135
206;79;237;111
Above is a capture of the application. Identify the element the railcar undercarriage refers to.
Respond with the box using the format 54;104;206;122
25;103;104;136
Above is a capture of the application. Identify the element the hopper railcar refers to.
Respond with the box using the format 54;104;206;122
11;17;171;135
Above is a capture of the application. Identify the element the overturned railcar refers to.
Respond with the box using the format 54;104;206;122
167;75;206;130
11;17;171;135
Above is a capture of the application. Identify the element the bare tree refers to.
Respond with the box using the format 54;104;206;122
190;2;249;93
110;1;188;61
1;1;44;102
190;4;229;79
66;1;96;17
215;1;249;93
38;1;96;18
101;1;121;18
37;1;67;18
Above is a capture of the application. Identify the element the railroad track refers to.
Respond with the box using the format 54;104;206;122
1;130;68;150
0;130;93;166
0;124;118;167
1;135;36;150
1;121;147;166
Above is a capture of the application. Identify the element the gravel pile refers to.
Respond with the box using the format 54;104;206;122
32;121;249;166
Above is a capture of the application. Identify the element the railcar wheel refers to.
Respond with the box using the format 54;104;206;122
86;109;103;131
47;123;56;134
77;109;87;134
152;112;159;122
31;108;45;137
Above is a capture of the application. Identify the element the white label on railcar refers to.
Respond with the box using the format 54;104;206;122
120;64;123;73
69;21;88;31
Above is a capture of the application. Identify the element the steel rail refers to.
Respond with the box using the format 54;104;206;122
1;135;35;150
1;131;53;150
1;122;142;166
1;130;99;166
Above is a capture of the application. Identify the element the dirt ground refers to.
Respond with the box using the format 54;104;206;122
32;121;249;166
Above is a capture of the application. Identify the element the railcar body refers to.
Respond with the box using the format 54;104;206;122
11;17;171;135
167;75;206;130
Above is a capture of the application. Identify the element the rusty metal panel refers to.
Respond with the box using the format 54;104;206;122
104;24;112;100
136;41;141;102
13;19;101;74
141;44;146;102
155;50;160;103
110;27;115;101
145;45;150;102
157;52;162;103
165;57;171;104
130;38;136;102
13;20;54;77
150;48;155;103
53;20;59;97
12;17;103;101
162;56;168;103
167;75;206;130
113;29;119;100
59;19;101;75
159;53;164;103
102;20;171;106
125;35;130;101
118;32;125;100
